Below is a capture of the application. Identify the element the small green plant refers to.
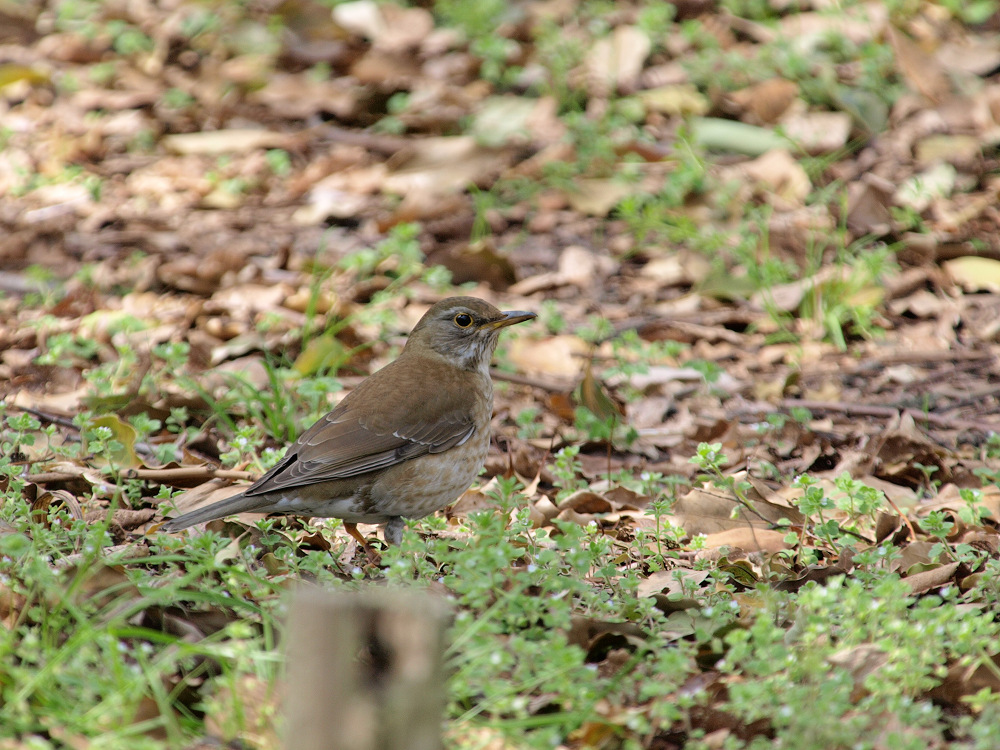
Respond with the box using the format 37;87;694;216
106;19;154;55
265;148;292;176
690;442;756;518
886;0;998;24
338;222;424;280
643;472;688;567
515;300;557;336
549;445;588;502
514;406;543;439
831;472;887;521
958;488;991;526
161;87;195;109
219;424;267;470
88;61;117;85
913;461;941;491
0;495;295;742
1;411;40;491
796;241;897;350
715;574;1000;748
434;0;508;38
36;332;100;367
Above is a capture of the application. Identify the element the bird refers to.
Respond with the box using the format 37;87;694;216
161;296;536;559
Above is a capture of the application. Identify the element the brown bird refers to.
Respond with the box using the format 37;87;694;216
162;297;536;557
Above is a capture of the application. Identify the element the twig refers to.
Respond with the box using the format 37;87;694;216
490;369;574;393
122;467;255;482
772;400;997;434
24;467;255;485
5;403;79;430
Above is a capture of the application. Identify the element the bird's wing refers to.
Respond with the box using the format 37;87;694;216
244;358;480;496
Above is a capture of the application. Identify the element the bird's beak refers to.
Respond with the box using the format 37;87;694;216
482;310;537;330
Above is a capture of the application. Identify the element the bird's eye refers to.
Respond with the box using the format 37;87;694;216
453;313;474;328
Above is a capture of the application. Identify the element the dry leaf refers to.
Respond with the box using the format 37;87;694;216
942;257;1000;293
249;74;361;119
699;527;791;554
471;96;566;147
162;129;292;155
739;149;811;208
507;335;589;378
563;178;638;216
779;111;852;153
894;162;956;212
205;675;282;749
886;26;952;104
778;3;888;46
585;26;651;95
637;85;709;116
903;562;960;595
381;136;513;196
729;78;799;124
914;135;982;167
845;180;893;237
673;489;775;536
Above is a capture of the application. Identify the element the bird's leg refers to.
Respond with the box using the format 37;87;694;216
343;521;381;565
384;516;405;546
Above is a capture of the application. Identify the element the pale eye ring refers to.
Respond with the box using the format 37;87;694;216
454;313;474;328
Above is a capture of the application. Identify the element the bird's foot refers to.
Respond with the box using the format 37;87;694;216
384;516;405;546
343;522;382;566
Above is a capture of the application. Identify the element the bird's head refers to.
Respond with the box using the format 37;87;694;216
406;296;536;372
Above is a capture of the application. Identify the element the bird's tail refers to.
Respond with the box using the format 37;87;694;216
161;490;264;532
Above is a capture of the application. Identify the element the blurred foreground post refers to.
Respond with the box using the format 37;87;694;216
284;587;450;750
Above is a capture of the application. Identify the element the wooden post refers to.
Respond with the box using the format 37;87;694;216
284;587;451;750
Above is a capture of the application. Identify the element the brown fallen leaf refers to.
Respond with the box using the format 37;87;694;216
584;25;651;95
828;644;889;701
943;257;1000;293
672;487;795;537
779;110;852;153
886;25;952;104
563;178;640;217
205;674;282;749
507;335;588;379
637;84;709;116
738;149;812;208
928;653;1000;707
903;562;960;595
333;0;433;51
577;356;625;423
381;136;515;196
728;78;799;124
698;527;791;554
162;129;294;155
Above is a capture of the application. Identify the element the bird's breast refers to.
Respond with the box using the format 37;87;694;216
366;393;493;519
